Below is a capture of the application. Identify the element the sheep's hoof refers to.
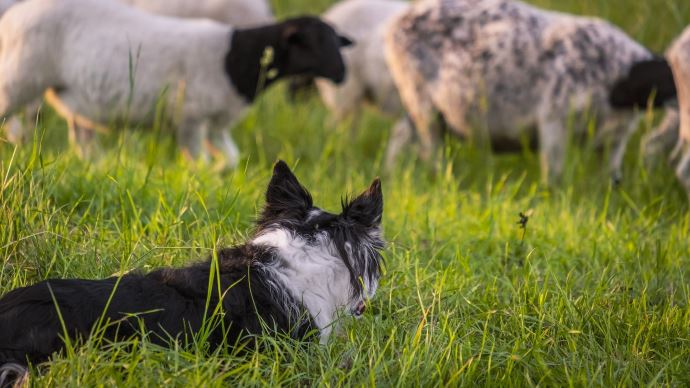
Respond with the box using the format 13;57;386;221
611;173;622;187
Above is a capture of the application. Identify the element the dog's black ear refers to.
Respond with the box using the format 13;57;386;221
343;178;383;227
339;35;354;47
610;57;677;108
263;161;313;219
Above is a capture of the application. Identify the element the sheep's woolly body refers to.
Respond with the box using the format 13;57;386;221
316;0;414;168
316;0;409;120
667;27;690;194
385;0;651;181
0;0;15;16
120;0;273;27
0;0;246;164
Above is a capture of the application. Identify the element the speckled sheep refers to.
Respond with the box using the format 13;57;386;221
0;0;350;166
385;0;675;183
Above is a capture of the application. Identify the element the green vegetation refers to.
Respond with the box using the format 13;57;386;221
2;0;690;386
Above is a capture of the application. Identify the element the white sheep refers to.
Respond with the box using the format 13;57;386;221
385;0;676;183
310;0;414;167
0;0;275;147
667;26;690;196
0;0;350;166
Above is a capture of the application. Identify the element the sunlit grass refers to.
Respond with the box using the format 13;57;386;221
1;0;690;386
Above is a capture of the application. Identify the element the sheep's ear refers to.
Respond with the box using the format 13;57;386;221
282;24;303;46
263;161;313;219
342;179;383;227
339;35;354;47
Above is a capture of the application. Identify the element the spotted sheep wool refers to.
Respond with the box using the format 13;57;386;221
384;0;675;183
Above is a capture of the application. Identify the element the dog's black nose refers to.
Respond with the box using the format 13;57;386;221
352;301;366;317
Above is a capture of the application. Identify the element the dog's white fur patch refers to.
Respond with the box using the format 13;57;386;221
253;228;357;343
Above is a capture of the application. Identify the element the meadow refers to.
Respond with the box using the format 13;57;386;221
2;0;690;385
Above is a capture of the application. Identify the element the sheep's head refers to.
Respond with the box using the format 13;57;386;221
277;16;353;84
227;16;353;101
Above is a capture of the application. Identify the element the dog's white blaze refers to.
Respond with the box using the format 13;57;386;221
252;228;353;343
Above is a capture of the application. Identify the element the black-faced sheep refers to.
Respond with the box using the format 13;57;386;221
0;0;351;166
385;0;676;183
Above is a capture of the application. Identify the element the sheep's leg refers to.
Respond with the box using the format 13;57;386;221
3;116;26;144
43;90;102;158
4;99;44;144
675;145;690;200
177;120;208;163
642;107;680;165
537;117;567;185
384;115;415;169
607;115;640;185
67;116;96;159
206;127;240;169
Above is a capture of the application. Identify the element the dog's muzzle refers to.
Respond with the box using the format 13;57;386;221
352;301;366;318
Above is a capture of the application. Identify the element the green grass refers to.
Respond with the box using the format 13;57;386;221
2;0;690;386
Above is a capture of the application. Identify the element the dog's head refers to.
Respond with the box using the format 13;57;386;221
256;161;384;318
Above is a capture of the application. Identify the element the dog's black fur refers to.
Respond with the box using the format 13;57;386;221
0;161;384;387
610;57;678;108
226;16;353;102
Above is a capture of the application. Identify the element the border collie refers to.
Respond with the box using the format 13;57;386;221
0;161;384;386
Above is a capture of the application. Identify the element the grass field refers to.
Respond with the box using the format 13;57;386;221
2;0;690;386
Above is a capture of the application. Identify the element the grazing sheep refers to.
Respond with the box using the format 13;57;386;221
667;26;690;196
0;0;350;167
385;0;676;183
309;0;414;167
641;106;680;164
1;0;274;152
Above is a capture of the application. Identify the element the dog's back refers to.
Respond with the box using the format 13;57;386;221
0;251;307;367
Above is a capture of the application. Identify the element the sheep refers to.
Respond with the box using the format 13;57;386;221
307;0;414;167
666;26;690;196
1;0;275;148
384;0;676;183
0;0;351;167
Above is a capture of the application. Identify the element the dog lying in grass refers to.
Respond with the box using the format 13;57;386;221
0;161;384;386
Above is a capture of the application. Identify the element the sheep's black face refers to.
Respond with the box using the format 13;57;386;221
610;58;677;109
280;16;353;84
